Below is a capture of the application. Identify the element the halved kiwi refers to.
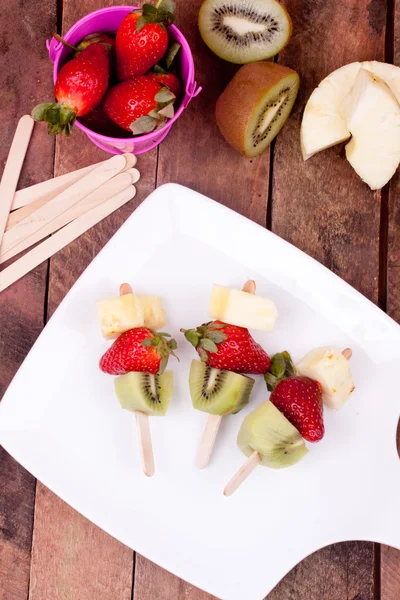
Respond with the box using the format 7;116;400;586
216;62;300;157
237;401;308;468
198;0;292;64
114;371;173;416
189;359;254;415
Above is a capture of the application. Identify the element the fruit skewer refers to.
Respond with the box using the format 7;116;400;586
120;283;155;477
223;348;353;496
195;279;256;469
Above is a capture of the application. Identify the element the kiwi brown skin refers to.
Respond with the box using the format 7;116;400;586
216;62;299;157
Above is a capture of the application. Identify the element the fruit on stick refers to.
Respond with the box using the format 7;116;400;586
198;0;292;64
189;359;255;416
181;320;271;374
265;351;324;442
32;43;111;136
97;293;167;339
103;76;175;134
296;346;355;410
237;401;308;468
116;1;175;80
216;62;300;157
99;327;178;375
209;284;278;331
341;69;400;190
301;60;400;184
224;401;308;496
115;370;173;416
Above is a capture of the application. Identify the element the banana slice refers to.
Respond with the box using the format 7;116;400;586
342;69;400;190
301;60;400;162
296;346;355;410
209;284;278;331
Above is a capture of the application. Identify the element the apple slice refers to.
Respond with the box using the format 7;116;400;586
342;69;400;190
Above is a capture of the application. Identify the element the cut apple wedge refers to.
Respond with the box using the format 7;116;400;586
301;60;400;161
342;69;400;190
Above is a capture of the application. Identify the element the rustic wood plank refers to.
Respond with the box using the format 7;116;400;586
269;0;386;597
28;486;133;600
134;556;218;600
28;2;157;599
382;1;400;596
156;0;270;227
0;1;56;599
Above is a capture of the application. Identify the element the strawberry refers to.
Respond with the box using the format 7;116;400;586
149;72;181;99
265;352;324;442
181;321;271;374
32;43;110;136
103;76;175;134
100;328;178;376
116;1;175;80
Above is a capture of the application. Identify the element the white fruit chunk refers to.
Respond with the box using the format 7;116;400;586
301;60;400;161
139;295;167;330
342;69;400;190
97;294;144;339
209;284;278;331
296;346;355;410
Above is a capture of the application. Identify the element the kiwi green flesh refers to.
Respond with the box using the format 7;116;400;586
198;0;291;64
244;73;299;158
114;371;173;416
237;401;308;468
189;359;254;415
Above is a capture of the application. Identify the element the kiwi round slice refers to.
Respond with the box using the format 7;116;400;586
198;0;292;64
114;371;173;416
189;359;254;415
216;62;300;158
237;401;308;468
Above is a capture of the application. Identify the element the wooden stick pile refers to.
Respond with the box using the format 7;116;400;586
0;116;140;293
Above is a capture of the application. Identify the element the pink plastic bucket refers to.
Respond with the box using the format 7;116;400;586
47;6;201;154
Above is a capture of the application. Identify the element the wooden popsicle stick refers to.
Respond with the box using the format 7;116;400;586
342;348;352;360
125;168;140;184
195;279;257;469
0;185;136;293
223;450;261;497
1;173;133;264
0;115;34;247
1;154;128;255
120;282;155;477
11;153;137;211
196;414;223;469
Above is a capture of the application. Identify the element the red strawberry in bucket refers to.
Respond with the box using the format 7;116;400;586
103;76;175;134
32;42;111;136
116;0;175;80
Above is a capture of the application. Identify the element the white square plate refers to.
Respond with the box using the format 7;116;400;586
1;183;400;600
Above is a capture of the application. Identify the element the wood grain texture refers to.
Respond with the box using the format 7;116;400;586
134;555;218;600
0;1;56;599
156;0;270;227
28;486;133;600
382;2;400;597
28;2;156;599
269;0;386;597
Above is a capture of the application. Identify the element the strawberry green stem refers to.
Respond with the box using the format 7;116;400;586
52;32;78;52
155;0;163;7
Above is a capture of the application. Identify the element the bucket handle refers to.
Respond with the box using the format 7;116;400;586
182;81;202;109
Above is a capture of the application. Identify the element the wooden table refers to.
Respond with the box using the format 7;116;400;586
1;0;399;598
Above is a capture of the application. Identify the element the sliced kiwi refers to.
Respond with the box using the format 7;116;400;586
216;62;300;158
189;359;254;415
198;0;292;64
114;371;173;416
237;401;308;468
